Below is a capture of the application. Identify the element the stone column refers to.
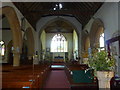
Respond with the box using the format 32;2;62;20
13;52;20;66
78;32;82;64
12;47;20;66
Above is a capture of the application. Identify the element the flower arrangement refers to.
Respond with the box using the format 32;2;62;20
88;50;115;71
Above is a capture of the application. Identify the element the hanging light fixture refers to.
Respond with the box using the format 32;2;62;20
53;3;63;11
59;3;63;9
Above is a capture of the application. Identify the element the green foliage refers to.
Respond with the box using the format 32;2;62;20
88;50;115;71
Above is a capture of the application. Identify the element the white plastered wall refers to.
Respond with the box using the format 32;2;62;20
84;2;118;41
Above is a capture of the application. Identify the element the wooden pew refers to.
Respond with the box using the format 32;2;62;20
2;63;51;89
65;63;98;90
2;81;32;88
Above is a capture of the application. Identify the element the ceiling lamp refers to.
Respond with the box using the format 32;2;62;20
53;3;63;10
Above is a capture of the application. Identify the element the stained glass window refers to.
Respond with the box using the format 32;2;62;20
51;34;67;52
0;41;5;56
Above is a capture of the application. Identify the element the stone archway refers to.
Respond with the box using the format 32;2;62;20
25;27;35;60
39;17;79;37
37;16;82;61
90;18;104;48
0;6;22;66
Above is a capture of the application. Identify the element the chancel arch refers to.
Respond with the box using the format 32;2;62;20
0;6;22;66
37;16;82;62
38;17;79;62
37;16;80;35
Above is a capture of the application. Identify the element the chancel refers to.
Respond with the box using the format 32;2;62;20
0;1;120;89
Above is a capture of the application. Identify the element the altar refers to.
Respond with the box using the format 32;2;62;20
54;56;64;62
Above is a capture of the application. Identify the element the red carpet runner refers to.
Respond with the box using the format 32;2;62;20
44;70;70;89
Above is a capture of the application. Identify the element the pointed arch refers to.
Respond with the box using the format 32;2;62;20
0;6;22;66
37;16;82;61
90;18;104;49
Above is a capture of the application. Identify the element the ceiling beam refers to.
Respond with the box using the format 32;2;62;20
13;2;103;31
13;2;36;29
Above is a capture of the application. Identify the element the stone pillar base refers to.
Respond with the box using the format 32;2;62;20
97;71;114;90
13;53;20;66
33;57;39;65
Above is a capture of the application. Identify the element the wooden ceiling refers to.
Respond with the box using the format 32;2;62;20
44;19;74;33
13;2;103;31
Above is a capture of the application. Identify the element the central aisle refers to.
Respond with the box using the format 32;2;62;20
44;70;71;89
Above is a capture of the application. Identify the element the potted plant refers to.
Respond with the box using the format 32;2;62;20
88;50;115;89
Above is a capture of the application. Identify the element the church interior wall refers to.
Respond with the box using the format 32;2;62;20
94;2;118;41
83;2;119;56
83;2;119;76
84;2;118;41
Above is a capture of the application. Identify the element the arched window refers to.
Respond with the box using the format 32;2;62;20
99;33;105;50
51;34;67;52
0;41;5;56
